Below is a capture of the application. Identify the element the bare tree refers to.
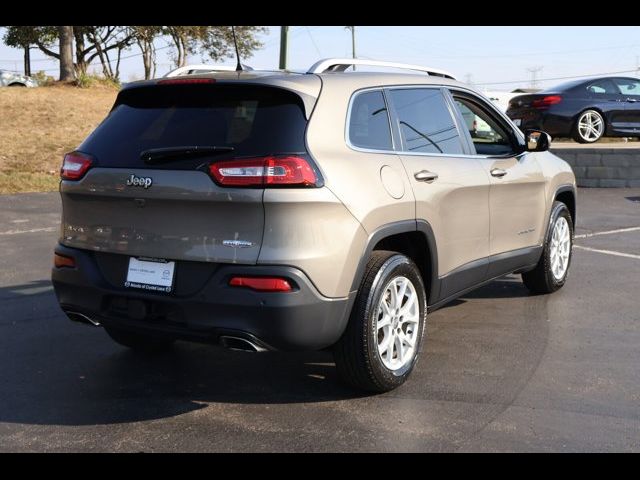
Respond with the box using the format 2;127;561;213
58;26;75;82
163;26;266;68
163;26;198;67
130;26;161;79
83;27;133;80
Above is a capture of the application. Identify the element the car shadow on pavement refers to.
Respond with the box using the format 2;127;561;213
0;276;548;427
436;276;534;311
0;280;366;426
461;276;533;299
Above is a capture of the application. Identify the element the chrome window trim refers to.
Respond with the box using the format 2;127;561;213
344;83;526;158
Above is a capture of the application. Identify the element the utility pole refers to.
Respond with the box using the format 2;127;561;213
527;66;543;89
345;26;356;70
279;26;289;70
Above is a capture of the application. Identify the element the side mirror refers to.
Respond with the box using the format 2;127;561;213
524;129;551;152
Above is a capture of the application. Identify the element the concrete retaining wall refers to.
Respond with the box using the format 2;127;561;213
551;148;640;188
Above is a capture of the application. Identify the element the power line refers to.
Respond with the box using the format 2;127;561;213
305;27;322;57
527;66;543;88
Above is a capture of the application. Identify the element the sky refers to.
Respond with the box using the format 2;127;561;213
1;26;639;91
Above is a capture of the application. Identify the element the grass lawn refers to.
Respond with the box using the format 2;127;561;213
0;84;117;194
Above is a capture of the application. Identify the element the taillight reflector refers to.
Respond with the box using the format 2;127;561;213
209;156;318;187
54;253;76;269
532;95;563;109
61;152;93;180
229;276;293;292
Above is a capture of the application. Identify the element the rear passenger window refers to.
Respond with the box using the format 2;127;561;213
389;88;464;155
348;90;393;150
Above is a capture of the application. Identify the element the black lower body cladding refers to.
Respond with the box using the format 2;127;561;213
51;244;352;351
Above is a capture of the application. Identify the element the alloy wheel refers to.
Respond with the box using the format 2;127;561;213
375;276;420;371
578;111;604;142
550;216;571;280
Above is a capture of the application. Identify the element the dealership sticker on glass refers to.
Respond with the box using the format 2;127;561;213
125;257;175;293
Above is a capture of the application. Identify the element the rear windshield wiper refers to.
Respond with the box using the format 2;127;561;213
141;146;234;164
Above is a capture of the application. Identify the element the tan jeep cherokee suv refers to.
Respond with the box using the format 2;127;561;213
51;59;576;392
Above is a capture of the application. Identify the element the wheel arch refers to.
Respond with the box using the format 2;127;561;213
554;184;576;228
349;220;440;305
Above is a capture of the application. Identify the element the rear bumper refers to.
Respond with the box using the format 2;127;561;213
51;244;353;351
507;109;572;137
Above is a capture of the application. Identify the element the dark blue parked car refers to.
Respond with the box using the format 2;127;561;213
506;76;640;143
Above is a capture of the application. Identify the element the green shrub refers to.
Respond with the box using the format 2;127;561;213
32;71;55;86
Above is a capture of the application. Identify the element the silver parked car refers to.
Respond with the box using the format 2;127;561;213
0;70;38;87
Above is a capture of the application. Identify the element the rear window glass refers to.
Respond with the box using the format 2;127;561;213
79;84;308;168
348;90;393;150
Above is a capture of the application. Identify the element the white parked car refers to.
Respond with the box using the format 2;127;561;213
0;70;38;87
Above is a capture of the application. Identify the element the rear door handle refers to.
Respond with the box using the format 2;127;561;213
414;170;438;183
490;168;507;178
627;98;639;103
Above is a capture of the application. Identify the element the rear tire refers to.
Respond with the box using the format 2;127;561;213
572;109;604;143
522;201;573;294
104;326;175;353
333;251;427;393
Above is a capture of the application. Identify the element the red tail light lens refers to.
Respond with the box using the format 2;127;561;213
531;95;562;109
229;276;293;292
209;156;319;187
54;253;76;269
61;152;93;180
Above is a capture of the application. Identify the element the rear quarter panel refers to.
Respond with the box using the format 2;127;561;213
303;76;416;297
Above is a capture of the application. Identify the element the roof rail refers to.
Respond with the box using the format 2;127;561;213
307;58;456;80
164;64;253;78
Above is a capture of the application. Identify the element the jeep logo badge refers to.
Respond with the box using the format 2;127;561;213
126;174;153;189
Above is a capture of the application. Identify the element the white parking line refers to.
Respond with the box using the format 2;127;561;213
575;226;640;239
574;245;640;260
0;227;56;236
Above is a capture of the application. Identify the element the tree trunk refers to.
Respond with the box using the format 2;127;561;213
138;38;157;80
23;46;31;76
74;28;88;75
178;36;187;67
58;26;75;81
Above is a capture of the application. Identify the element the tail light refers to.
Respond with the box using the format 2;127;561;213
54;253;76;268
209;155;321;187
531;95;563;109
61;151;93;180
229;276;293;292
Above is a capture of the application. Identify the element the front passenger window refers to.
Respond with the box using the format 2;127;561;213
452;97;515;156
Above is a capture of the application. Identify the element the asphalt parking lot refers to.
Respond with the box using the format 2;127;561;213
0;189;638;452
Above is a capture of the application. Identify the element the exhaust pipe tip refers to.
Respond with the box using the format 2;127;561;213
219;335;267;352
64;310;101;327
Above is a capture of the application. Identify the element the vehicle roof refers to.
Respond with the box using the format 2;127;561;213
543;75;640;92
120;70;473;118
122;69;468;95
